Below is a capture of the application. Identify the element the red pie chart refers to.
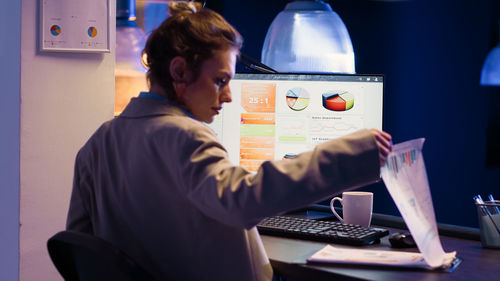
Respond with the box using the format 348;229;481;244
322;91;354;111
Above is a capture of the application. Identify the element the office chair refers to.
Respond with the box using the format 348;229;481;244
47;231;160;281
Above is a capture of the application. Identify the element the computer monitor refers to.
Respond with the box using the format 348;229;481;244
207;73;384;172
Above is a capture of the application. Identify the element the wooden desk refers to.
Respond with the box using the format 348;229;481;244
262;221;500;281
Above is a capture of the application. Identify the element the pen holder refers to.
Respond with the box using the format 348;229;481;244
476;201;500;249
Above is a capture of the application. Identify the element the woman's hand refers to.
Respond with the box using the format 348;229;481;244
370;129;393;167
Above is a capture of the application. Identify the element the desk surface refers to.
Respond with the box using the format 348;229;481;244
262;224;500;281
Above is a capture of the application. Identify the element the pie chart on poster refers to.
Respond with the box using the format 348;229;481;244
286;87;310;111
88;27;98;38
322;91;354;111
50;25;61;36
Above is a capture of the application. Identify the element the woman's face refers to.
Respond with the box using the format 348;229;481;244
181;48;238;123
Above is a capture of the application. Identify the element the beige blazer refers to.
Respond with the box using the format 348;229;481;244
67;96;380;281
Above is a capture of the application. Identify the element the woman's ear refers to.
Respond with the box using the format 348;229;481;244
170;56;189;99
170;56;188;81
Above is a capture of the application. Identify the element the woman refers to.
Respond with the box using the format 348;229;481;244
67;5;392;281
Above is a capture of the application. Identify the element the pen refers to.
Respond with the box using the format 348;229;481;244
474;194;500;235
487;194;500;214
473;195;488;215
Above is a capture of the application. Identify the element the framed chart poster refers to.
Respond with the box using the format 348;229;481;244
40;0;111;53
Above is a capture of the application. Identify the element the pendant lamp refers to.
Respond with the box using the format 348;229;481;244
115;0;148;115
261;0;355;73
480;21;500;86
116;0;147;73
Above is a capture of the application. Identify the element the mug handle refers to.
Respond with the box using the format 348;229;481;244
330;197;344;223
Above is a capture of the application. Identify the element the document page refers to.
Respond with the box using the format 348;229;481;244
381;138;456;268
307;245;456;269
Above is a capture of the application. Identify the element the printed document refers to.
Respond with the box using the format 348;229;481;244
380;138;455;268
308;138;456;269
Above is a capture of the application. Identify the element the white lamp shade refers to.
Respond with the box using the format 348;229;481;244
481;44;500;86
116;20;147;74
261;0;355;74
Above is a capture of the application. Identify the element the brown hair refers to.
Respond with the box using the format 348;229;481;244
142;5;243;100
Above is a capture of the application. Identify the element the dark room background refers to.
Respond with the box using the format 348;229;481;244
203;0;500;228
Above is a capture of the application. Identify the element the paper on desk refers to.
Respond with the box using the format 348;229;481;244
307;245;456;269
381;138;455;268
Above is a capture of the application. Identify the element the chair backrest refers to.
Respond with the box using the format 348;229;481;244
47;231;159;281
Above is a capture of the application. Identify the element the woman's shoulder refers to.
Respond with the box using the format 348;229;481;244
150;114;220;143
155;114;214;133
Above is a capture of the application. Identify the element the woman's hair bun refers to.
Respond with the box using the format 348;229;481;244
168;1;203;17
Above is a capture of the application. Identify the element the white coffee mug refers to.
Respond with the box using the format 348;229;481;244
330;191;373;227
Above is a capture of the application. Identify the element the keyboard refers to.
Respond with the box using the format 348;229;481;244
257;215;390;246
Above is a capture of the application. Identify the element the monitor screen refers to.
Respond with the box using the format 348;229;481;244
207;73;384;172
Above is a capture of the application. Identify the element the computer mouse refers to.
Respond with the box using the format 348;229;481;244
388;232;417;248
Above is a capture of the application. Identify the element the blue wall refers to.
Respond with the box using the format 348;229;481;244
0;0;20;280
215;0;500;228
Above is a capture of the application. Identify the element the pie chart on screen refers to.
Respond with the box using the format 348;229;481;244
322;91;354;111
286;87;310;111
